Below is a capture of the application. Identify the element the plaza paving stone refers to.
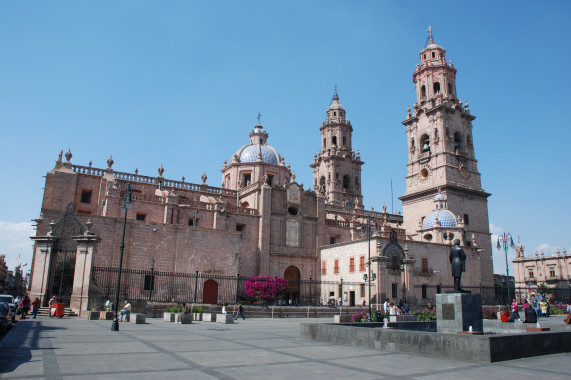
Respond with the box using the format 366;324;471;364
0;316;569;379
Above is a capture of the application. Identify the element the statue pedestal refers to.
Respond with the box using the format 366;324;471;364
436;293;483;333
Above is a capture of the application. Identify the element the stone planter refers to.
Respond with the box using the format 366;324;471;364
193;313;203;321
216;313;234;324
100;311;114;320
180;314;193;324
202;313;216;322
86;311;100;320
163;312;176;322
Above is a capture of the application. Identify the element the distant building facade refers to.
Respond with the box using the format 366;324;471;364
513;246;571;302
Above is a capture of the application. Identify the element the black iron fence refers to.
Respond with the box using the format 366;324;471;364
91;266;571;307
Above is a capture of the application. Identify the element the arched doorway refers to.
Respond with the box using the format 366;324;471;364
203;279;218;304
47;203;83;306
284;266;300;304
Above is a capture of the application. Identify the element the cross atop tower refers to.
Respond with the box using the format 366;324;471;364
257;112;262;125
427;25;433;38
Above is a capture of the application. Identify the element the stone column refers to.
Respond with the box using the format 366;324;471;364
29;234;57;306
70;228;101;316
402;258;416;304
372;256;390;304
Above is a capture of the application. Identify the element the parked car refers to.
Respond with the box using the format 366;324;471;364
0;302;14;335
0;295;16;323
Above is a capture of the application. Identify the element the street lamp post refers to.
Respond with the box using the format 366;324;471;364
111;183;133;331
309;269;313;306
497;232;514;306
149;258;155;301
274;275;278;306
360;214;378;321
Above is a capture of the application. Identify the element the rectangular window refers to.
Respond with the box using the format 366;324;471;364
436;284;442;294
136;213;146;221
549;267;556;278
349;258;355;272
359;256;366;272
421;258;428;274
338;285;342;297
422;285;427;299
392;283;398;299
464;214;469;225
334;260;340;274
236;224;245;232
528;269;534;279
80;190;92;204
360;284;365;298
321;261;327;275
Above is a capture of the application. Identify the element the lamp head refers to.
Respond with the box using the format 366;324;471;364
150;258;155;269
360;225;366;238
363;274;368;281
122;183;133;209
496;238;501;250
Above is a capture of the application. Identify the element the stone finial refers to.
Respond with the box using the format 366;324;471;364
535;250;538;256
85;219;93;235
65;149;72;163
287;163;291;170
158;164;164;178
107;156;114;171
541;250;544;256
182;176;185;182
563;248;567;255
555;248;560;255
382;203;387;213
88;160;93;168
356;150;360;160
464;102;470;113
47;220;55;236
449;60;454;68
291;172;296;182
57;150;63;164
223;159;227;167
415;64;420;72
407;106;411;118
201;172;207;185
135;168;139;175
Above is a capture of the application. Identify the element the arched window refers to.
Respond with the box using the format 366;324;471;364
454;132;462;150
411;138;415;149
421;85;426;98
343;175;350;190
332;136;337;146
433;82;441;94
320;176;326;191
448;82;453;95
420;134;430;153
343;136;347;146
467;134;472;146
323;138;326;147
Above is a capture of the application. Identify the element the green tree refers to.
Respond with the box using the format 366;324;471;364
536;282;554;298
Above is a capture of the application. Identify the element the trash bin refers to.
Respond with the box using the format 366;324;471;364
51;303;65;318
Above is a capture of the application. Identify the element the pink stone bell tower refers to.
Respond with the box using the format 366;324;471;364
400;28;494;290
310;89;364;209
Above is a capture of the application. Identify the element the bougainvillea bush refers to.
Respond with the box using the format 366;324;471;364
482;308;498;319
412;307;436;321
244;276;288;303
351;309;385;322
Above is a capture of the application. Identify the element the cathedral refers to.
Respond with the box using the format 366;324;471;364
28;32;494;314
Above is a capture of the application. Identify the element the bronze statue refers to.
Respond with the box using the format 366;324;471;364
449;239;466;292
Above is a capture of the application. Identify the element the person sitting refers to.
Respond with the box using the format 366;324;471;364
222;303;228;314
500;307;512;322
523;304;537;323
119;300;131;322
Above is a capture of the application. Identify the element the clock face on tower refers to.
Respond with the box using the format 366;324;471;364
459;165;468;178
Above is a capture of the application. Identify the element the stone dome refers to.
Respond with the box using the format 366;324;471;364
423;210;457;229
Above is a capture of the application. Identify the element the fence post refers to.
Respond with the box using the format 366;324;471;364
194;269;199;303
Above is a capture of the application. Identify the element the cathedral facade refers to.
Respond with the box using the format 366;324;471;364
28;33;494;314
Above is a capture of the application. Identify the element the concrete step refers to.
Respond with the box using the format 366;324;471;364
35;307;78;317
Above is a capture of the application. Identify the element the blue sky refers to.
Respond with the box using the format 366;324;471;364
0;1;569;276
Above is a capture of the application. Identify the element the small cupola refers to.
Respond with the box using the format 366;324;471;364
326;88;346;124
